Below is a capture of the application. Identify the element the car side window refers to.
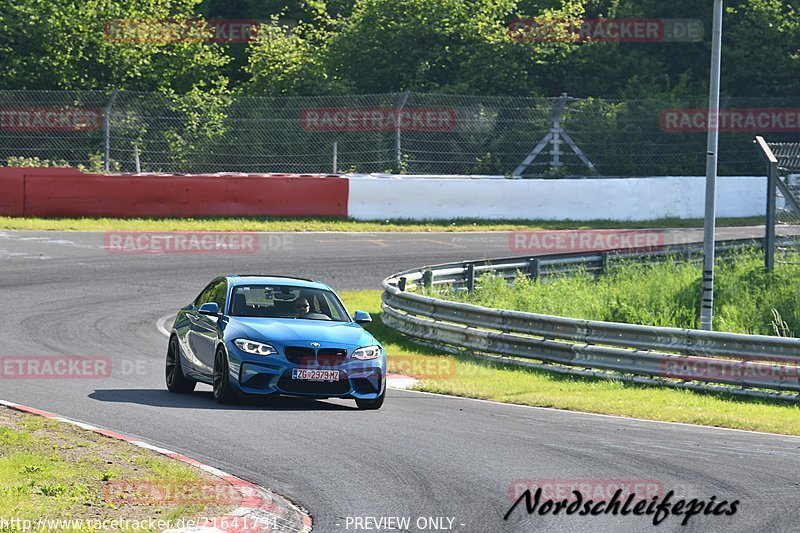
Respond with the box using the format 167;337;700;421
210;280;228;313
194;282;217;306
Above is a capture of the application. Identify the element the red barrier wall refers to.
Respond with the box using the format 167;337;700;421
9;170;348;218
0;168;87;217
0;168;25;216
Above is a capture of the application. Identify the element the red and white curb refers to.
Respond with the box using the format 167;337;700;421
0;400;313;533
384;373;418;389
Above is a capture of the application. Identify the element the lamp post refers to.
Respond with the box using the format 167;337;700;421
699;0;724;331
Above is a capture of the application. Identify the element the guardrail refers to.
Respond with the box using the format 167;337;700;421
381;238;800;402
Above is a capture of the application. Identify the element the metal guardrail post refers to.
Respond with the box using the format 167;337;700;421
421;269;433;290
465;263;475;292
527;258;540;280
398;276;407;292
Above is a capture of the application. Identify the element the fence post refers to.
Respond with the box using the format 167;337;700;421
550;94;566;169
103;89;120;172
395;91;410;172
755;136;779;272
133;143;141;173
765;159;777;272
512;92;595;177
332;141;338;174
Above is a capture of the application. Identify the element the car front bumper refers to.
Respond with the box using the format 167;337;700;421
228;344;386;400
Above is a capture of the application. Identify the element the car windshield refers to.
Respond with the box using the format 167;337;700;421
229;284;350;322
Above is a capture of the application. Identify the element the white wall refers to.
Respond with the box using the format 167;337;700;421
346;176;766;221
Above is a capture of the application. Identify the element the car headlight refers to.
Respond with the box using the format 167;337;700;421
234;339;277;356
351;345;381;360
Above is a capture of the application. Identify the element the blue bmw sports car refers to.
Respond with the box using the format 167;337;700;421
165;275;386;409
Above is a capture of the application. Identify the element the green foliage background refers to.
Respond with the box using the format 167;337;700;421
436;250;800;336
0;0;796;98
0;0;796;174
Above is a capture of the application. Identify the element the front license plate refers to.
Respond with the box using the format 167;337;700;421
292;368;340;381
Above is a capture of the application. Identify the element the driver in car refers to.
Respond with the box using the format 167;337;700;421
294;297;312;318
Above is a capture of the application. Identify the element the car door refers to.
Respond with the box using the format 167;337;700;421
188;278;228;375
178;281;215;373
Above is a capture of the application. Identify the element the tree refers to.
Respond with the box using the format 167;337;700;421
245;16;342;96
722;0;799;96
324;0;582;95
0;0;230;91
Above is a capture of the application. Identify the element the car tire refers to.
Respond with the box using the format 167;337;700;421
166;337;196;393
213;348;237;404
355;389;385;410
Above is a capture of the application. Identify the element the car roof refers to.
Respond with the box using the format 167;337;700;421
227;275;332;291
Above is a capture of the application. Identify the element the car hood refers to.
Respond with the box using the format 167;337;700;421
226;317;377;347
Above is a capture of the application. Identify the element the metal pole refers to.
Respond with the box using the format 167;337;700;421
395;92;410;172
133;143;141;173
765;159;777;271
756;136;780;271
699;0;724;331
332;141;338;173
103;89;120;173
550;94;567;169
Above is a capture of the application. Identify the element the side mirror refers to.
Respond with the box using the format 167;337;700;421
198;302;220;316
354;310;372;324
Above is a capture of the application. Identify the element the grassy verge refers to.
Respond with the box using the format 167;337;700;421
0;216;763;232
0;407;231;531
436;249;800;336
340;289;800;436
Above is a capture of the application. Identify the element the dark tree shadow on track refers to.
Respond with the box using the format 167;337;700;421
88;389;357;411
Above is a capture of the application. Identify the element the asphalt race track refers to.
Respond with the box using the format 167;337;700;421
2;228;799;532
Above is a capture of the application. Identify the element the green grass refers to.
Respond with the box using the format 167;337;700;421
0;407;231;531
340;289;800;436
0;215;763;232
436;249;800;336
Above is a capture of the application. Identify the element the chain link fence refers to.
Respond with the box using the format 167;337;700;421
765;140;800;262
1;90;797;177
